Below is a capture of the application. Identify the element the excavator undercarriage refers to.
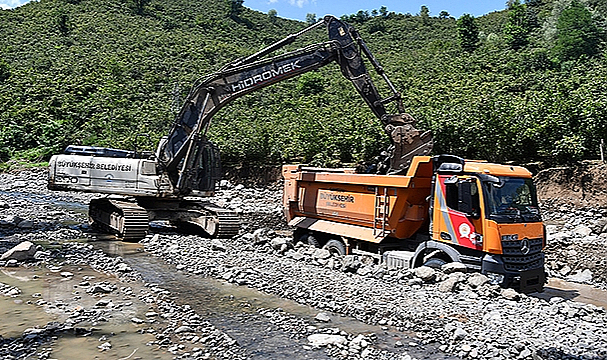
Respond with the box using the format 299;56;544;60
89;197;240;241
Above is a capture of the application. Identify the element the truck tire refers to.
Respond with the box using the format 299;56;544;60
323;239;346;256
423;257;447;269
298;233;320;248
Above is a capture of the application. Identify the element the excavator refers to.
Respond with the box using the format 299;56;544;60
47;15;433;241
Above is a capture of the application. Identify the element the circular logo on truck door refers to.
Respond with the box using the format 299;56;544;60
520;238;531;255
458;223;471;238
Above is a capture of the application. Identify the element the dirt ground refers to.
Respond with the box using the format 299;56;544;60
535;160;607;207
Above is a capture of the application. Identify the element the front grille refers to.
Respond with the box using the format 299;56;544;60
501;238;544;272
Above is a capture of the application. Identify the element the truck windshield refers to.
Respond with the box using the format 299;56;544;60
482;177;541;223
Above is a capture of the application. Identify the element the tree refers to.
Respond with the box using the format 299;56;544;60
504;0;530;50
457;14;479;52
420;5;430;24
306;13;316;25
132;0;151;15
226;0;244;18
379;6;388;18
438;11;450;19
553;0;600;62
268;9;277;23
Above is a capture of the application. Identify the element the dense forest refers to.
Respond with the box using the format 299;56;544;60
0;0;606;170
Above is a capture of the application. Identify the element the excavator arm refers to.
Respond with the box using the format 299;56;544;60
158;15;432;195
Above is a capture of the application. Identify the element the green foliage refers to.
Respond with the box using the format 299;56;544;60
225;0;244;18
552;134;585;164
439;11;451;19
296;72;325;96
0;59;9;82
457;14;479;52
0;0;606;170
268;9;277;23
306;13;316;25
553;0;600;62
131;0;151;15
504;1;531;49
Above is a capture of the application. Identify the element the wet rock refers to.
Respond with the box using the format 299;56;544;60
307;334;347;347
175;325;194;333
1;241;37;261
60;271;74;278
0;282;21;297
16;220;34;229
97;342;112;351
314;312;331;323
86;283;114;294
130;317;145;324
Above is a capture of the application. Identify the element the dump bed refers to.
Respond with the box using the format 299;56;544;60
283;156;434;243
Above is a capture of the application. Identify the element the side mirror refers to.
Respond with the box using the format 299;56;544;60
459;180;480;219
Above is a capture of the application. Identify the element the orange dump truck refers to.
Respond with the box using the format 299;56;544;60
282;155;546;292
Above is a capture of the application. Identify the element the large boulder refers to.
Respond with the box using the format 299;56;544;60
0;241;37;262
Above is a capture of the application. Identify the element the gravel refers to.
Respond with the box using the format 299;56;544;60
1;169;607;359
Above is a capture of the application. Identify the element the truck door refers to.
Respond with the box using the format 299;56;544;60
432;175;484;251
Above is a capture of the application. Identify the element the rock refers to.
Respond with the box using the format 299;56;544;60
131;317;145;324
461;344;472;352
116;263;132;272
453;327;468;341
314;312;331;322
95;299;112;307
1;241;37;262
342;255;361;272
307;334;347;347
567;269;593;283
98;342;112;351
87;283;113;294
442;262;467;274
467;273;490;288
60;272;74;278
501;288;520;301
270;237;288;250
16;220;34;229
438;276;459;292
145;311;159;317
414;266;436;282
211;239;227;252
313;248;331;260
175;325;194;333
6;259;18;267
573;225;592;237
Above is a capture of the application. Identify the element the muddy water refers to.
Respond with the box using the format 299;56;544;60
532;278;607;309
0;265;173;360
95;241;454;360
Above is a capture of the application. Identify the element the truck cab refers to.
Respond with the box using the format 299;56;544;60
430;155;545;292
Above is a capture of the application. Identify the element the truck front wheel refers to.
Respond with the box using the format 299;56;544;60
323;239;346;256
423;257;447;269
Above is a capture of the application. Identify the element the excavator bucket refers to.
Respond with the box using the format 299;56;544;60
380;113;434;175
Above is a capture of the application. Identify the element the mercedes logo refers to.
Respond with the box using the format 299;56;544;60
520;238;530;255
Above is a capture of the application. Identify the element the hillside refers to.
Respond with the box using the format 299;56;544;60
0;0;606;168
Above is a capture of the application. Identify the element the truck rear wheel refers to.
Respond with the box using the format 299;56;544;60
323;239;346;256
298;232;320;248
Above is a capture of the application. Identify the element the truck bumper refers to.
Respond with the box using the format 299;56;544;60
481;254;546;293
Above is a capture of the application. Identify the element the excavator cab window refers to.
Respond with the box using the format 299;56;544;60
191;140;221;193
